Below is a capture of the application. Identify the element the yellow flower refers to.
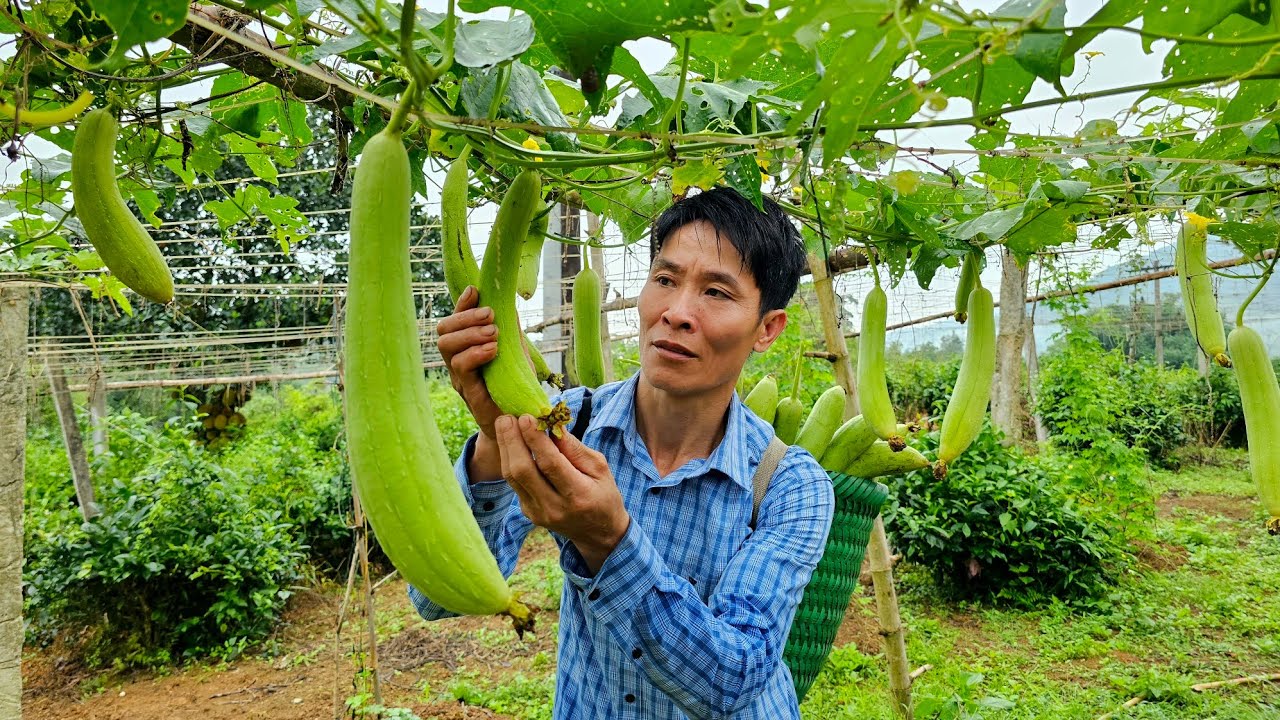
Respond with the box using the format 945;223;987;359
1184;211;1214;233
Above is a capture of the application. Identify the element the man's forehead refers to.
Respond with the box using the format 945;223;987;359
653;221;748;269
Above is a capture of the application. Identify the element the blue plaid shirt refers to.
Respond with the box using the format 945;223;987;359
409;375;834;719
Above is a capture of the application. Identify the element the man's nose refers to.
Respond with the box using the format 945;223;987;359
661;288;697;329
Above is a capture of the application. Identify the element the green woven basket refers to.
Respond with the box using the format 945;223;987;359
782;471;889;701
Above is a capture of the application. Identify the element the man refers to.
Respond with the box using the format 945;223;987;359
411;187;834;719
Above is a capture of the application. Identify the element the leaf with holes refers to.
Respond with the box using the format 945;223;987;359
89;0;187;67
458;0;716;109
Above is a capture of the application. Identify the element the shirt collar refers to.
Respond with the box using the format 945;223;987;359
593;374;764;491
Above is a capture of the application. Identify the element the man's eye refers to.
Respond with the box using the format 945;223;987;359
706;287;728;298
655;276;674;287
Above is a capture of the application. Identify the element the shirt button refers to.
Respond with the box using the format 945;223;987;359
649;487;661;495
588;589;601;601
482;501;495;511
688;577;698;586
631;648;642;659
625;693;636;703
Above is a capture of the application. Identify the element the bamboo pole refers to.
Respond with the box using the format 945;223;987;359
46;360;99;521
808;261;912;717
88;369;109;458
868;516;912;717
807;249;860;416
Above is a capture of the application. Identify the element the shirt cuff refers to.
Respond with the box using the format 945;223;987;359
564;520;666;627
455;433;514;526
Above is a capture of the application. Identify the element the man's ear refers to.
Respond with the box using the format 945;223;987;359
753;309;788;352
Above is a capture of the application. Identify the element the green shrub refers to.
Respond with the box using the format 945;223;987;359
886;354;960;420
215;385;352;574
1037;322;1203;466
883;424;1129;606
24;428;303;668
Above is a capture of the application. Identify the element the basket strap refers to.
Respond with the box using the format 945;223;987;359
750;434;788;530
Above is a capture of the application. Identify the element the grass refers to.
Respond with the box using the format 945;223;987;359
800;448;1280;719
409;450;1279;719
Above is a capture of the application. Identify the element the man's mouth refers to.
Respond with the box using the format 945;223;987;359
653;340;697;359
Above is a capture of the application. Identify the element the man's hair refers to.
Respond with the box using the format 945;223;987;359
650;187;806;314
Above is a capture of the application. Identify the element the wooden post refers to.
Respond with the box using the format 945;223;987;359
46;360;99;521
990;248;1028;443
560;203;582;387
588;213;614;382
1025;331;1049;443
1153;272;1164;367
806;250;860;416
868;517;912;717
541;204;568;378
808;267;911;717
1;286;29;720
89;369;108;458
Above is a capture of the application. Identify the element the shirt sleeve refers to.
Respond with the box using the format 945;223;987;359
407;431;535;620
561;449;834;719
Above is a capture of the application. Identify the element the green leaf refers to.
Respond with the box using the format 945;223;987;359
453;15;536;68
1043;180;1090;202
1061;0;1143;60
67;250;104;271
458;61;578;152
916;27;1035;139
1144;1;1256;52
609;46;666;111
650;76;770;133
1212;220;1280;257
949;206;1026;244
226;134;279;186
301;29;374;64
670;156;724;197
459;0;717;109
793;8;920;165
1000;0;1073;94
1005;204;1076;259
723;152;762;211
130;188;164;228
89;0;188;66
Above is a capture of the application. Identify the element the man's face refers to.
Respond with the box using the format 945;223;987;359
637;220;785;398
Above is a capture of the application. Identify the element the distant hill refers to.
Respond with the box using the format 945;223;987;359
889;237;1280;358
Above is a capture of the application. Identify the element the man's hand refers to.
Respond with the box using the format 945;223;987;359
436;285;503;440
495;414;631;574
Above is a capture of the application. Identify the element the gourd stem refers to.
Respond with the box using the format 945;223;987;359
387;79;418;135
1236;246;1279;327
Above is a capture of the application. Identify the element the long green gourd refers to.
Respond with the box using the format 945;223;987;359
477;170;571;434
572;252;606;388
440;155;563;390
935;285;996;478
818;415;878;474
794;385;846;459
1227;325;1280;533
71;108;174;304
517;199;550;300
441;148;478;303
344;108;530;627
1176;214;1231;367
954;252;979;323
844;440;931;479
743;373;779;424
773;355;806;444
858;285;904;450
